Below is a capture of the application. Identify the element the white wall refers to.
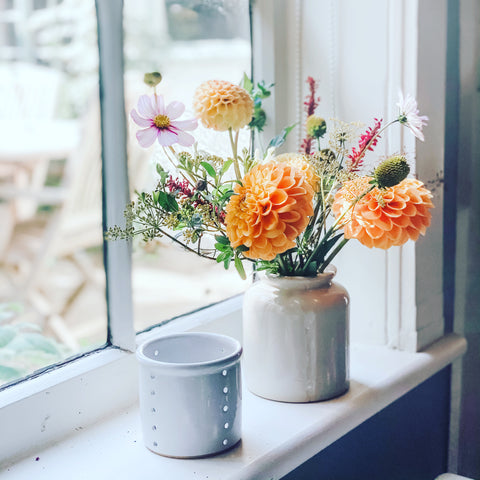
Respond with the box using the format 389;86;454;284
257;0;447;350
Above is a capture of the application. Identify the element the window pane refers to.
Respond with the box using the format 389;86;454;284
0;0;106;386
123;0;252;331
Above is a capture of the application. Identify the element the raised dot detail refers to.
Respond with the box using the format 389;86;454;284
223;405;229;412
222;370;227;376
154;350;159;356
150;390;156;396
223;387;229;394
151;408;156;413
153;441;158;447
224;422;229;429
223;439;228;446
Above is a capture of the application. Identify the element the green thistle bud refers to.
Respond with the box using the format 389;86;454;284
305;115;327;139
144;72;162;87
374;155;410;188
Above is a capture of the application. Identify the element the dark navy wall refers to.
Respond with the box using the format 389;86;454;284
282;367;451;480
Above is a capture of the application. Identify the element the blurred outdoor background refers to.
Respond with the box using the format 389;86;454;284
0;0;251;384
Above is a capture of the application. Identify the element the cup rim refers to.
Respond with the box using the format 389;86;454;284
136;332;242;370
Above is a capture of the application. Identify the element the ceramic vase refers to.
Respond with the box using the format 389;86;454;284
242;265;349;403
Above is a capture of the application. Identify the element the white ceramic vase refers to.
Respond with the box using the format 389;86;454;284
243;265;349;403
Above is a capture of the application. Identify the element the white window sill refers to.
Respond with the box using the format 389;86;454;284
0;333;466;480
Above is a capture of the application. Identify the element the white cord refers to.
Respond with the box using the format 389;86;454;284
295;0;303;150
328;0;337;119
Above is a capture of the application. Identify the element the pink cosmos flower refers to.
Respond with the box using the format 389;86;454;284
397;92;429;142
130;94;198;148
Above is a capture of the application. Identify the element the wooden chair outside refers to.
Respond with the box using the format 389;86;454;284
0;99;149;349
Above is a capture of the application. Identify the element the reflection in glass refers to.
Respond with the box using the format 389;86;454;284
123;0;252;331
0;0;106;385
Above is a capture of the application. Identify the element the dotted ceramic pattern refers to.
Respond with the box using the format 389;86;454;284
137;333;242;458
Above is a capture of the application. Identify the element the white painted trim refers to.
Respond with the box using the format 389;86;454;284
384;0;423;352
411;0;448;351
0;334;466;479
0;348;138;464
96;0;135;351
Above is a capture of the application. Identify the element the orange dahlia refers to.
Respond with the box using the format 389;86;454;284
332;177;434;249
275;153;320;192
225;162;314;260
193;80;254;131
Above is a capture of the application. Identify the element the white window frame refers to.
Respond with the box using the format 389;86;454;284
0;0;453;465
254;0;447;352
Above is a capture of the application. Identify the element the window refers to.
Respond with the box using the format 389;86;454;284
121;0;253;332
0;0;450;466
0;0;253;387
0;0;106;386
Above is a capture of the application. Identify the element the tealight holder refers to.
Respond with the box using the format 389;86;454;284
136;332;242;458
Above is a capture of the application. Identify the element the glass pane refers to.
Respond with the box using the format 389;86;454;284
123;0;252;331
0;0;106;386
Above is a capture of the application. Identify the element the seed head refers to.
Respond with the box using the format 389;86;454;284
144;72;162;87
374;155;410;188
305;115;327;139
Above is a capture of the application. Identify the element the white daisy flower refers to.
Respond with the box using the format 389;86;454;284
397;92;429;142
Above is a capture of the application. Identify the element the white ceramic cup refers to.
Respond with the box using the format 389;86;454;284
136;332;242;458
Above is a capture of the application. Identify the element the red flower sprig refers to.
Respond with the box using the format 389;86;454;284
304;76;320;116
300;77;321;155
347;118;383;172
166;176;226;225
166;176;194;198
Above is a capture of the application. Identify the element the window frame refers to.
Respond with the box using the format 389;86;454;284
97;0;135;352
0;0;452;465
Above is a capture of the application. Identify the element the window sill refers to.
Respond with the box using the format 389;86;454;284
0;333;466;480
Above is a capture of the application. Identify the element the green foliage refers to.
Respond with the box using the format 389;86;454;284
241;74;274;134
0;303;69;384
267;123;298;150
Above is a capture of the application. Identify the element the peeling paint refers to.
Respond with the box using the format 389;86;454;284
40;415;50;433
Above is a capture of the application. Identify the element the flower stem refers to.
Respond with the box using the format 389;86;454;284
276;254;289;275
157;228;217;261
319;238;349;273
302;183;375;274
228;128;242;180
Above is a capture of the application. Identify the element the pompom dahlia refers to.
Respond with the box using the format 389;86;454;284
275;153;320;192
131;94;197;148
226;162;314;261
332;177;434;249
193;80;254;131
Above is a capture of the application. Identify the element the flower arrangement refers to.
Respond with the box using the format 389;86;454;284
107;73;433;279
